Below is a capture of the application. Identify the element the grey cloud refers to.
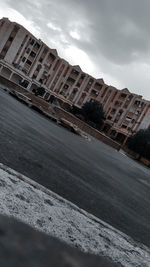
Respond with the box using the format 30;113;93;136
4;0;150;99
7;0;150;65
71;0;150;64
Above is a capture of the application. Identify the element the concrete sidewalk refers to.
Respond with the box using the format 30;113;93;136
0;163;150;267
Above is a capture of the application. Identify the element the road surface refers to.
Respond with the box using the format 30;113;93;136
0;89;150;247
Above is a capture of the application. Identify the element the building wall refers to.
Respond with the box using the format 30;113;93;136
137;106;150;130
0;18;13;53
101;88;150;141
5;27;26;64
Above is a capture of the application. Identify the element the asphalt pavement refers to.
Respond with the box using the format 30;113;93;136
0;89;150;247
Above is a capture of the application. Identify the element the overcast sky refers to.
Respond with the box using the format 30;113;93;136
1;0;150;100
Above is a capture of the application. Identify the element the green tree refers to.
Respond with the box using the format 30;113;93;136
81;100;105;127
127;128;150;159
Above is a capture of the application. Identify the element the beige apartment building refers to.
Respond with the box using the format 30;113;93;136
0;17;150;145
101;88;150;144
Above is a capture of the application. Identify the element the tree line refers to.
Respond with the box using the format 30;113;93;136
70;99;105;129
127;128;150;160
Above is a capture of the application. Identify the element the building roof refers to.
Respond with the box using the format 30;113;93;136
50;49;58;56
96;78;104;84
73;65;82;72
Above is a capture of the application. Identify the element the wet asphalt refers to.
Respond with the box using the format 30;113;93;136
0;89;150;247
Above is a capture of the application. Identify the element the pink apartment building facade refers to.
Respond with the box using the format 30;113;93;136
0;17;150;144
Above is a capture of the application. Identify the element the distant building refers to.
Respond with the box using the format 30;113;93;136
0;17;150;145
101;88;150;144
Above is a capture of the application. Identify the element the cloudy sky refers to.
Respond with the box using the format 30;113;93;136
1;0;150;100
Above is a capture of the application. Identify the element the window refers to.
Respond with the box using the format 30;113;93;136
13;26;19;33
22;68;28;74
88;79;94;85
8;36;14;42
115;101;122;106
20;80;29;88
76;82;81;87
134;100;140;106
49;53;56;61
26;48;30;54
0;21;4;28
111;109;116;113
118;110;123;116
67;77;75;83
121;125;127;129
125;116;132;121
39;57;43;63
81;93;86;98
120;93;127;98
30;51;36;58
30;39;35;45
72;89;78;94
60;91;66;96
32;74;37;79
2;46;9;52
26;59;32;66
44;92;50;100
81;74;85;79
95;82;102;89
22;57;26;62
36;65;41;71
34;42;40;50
107;116;112;120
44;61;51;67
71;69;79;76
69;89;78;101
39;78;43;83
43;70;48;76
0;44;9;57
63;84;69;89
91;89;99;96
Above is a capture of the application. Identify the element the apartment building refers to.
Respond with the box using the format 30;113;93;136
0;17;150;145
0;18;111;105
101;88;150;144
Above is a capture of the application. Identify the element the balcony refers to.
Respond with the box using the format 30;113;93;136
118;93;127;100
90;89;99;97
70;69;79;79
94;82;103;90
44;61;51;68
115;101;123;106
66;77;76;86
